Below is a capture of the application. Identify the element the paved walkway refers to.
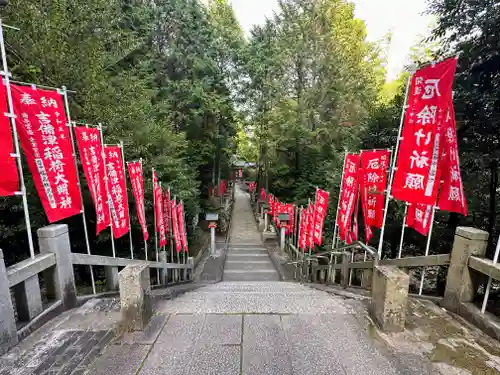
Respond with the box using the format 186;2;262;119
223;185;279;281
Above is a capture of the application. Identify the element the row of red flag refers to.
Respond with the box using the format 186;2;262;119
260;187;330;251
0;83;188;253
337;57;467;243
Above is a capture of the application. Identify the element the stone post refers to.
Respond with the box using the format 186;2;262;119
210;226;216;256
264;213;269;232
371;265;409;332
105;266;119;291
12;274;43;322
119;264;152;331
0;249;18;355
38;224;77;310
280;227;286;251
361;268;373;290
443;227;489;312
341;251;351;288
159;251;168;285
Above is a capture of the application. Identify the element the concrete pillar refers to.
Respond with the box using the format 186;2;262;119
187;257;194;281
0;249;18;355
371;265;409;332
280;227;286;251
264;213;269;232
361;268;373;290
105;266;119;291
12;275;43;321
443;227;489;311
159;251;167;285
119;264;152;331
341;251;351;288
210;226;216;256
38;224;77;310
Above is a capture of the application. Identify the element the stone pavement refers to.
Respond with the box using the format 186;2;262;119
223;185;279;281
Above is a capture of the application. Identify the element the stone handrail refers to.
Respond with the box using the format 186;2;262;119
0;223;194;356
468;256;500;281
71;253;192;270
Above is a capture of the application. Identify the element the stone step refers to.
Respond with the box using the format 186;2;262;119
226;254;269;262
224;261;276;271
227;248;268;255
227;244;266;248
223;270;280;282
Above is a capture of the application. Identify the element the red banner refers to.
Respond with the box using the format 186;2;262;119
260;188;266;201
392;58;457;205
306;202;315;248
337;153;360;242
12;84;81;222
248;182;256;193
407;203;434;236
152;170;166;247
218;179;227;196
177;201;188;252
0;83;19;196
171;199;182;252
438;103;467;215
298;207;307;250
360;150;390;242
127;161;148;241
104;146;129;238
163;189;171;239
312;188;329;245
75;127;110;234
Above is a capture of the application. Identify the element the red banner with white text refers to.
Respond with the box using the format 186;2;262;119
312;188;329;245
438;103;467;215
177;202;188;252
298;207;307;250
360;150;390;242
392;58;457;205
337;153;360;243
152;170;166;247
163;189;171;239
104;146;129;238
407;203;434;236
171;199;182;253
12;84;81;222
0;82;19;196
260;188;266;201
75;127;110;234
127;161;148;241
307;202;315;248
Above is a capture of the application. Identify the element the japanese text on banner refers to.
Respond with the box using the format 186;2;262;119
152;170;166;247
298;207;307;250
312;189;329;245
12;85;81;222
392;58;457;205
104;146;129;238
75;126;110;234
337;153;360;243
438;103;467;215
127;161;148;241
407;203;434;236
0;82;19;196
171;199;182;253
177;202;188;252
360;150;390;243
163;189;171;239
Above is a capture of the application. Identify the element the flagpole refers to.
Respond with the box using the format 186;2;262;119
0;20;35;259
140;158;148;261
119;141;134;259
418;206;437;295
156;181;162;284
378;74;412;258
63;90;96;295
398;203;408;258
332;152;348;250
168;187;174;282
99;123;116;257
174;195;181;281
152;168;158;275
181;200;188;280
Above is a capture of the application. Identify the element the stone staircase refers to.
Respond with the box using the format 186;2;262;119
222;184;280;281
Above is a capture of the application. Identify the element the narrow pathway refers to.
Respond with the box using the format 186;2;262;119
223;184;279;281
